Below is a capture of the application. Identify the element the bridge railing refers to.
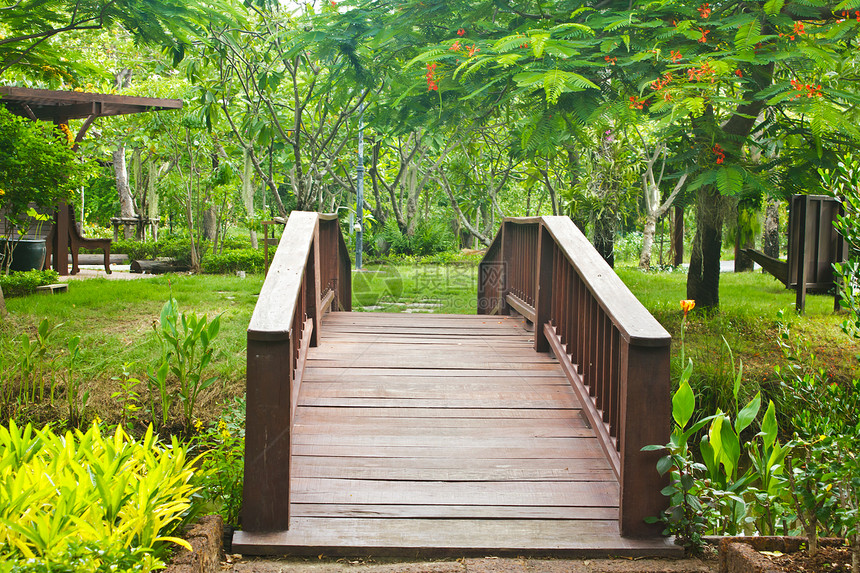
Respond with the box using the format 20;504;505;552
478;216;671;537
243;211;351;532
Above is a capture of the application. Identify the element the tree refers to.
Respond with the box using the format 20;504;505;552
0;0;230;80
396;0;860;307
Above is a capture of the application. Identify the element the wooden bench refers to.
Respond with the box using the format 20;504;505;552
46;205;112;275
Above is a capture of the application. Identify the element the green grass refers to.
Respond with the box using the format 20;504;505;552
352;261;480;314
617;265;860;429
2;274;263;427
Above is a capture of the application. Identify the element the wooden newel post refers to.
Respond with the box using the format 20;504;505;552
243;335;294;532
618;340;671;537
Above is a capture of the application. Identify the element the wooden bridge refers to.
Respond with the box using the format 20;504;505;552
232;213;678;557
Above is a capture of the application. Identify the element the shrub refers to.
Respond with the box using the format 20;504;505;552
0;421;199;572
201;248;264;274
112;236;194;266
0;269;59;297
381;218;456;256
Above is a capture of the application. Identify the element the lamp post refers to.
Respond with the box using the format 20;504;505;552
355;101;365;270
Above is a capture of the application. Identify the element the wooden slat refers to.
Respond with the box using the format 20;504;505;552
233;518;681;557
291;504;617;520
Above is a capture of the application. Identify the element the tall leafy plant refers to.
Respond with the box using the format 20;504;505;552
149;298;221;431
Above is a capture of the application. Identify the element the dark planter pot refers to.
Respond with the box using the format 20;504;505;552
0;239;47;272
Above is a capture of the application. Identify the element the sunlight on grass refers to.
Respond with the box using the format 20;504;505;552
352;261;479;314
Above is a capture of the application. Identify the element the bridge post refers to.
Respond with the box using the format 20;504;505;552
533;224;553;352
243;335;294;532
618;341;671;537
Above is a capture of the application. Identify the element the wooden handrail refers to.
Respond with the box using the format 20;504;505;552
243;211;351;532
478;216;671;538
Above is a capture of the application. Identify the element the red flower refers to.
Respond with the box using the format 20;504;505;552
467;44;480;57
426;63;439;91
712;144;725;164
734;69;743;77
457;28;466;36
670;50;682;63
698;27;710;43
450;40;461;51
698;3;711;18
604;55;617;65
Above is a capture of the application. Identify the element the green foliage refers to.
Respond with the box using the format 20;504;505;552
201;248;264;274
192;397;245;526
112;236;194;266
149;298;221;432
0;108;90;237
380;218;456;257
821;156;860;341
0;270;59;298
0;421;198;572
0;318;77;425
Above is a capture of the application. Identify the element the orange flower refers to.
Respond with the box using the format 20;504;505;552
450;40;461;51
457;28;466;36
680;299;696;316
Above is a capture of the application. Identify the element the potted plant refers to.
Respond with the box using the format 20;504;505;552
0;106;90;273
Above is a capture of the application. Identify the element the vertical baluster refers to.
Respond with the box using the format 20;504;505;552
594;305;604;410
610;326;620;441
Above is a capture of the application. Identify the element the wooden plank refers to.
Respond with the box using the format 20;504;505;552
303;368;564;379
233;518;683;557
290;478;618;506
291;504;618;520
306;358;563;369
298;386;579;402
291;459;615;481
249;212;317;341
292;434;602;448
300;378;571;389
291;443;607;459
293;415;587;431
297;396;581;409
294;406;582;419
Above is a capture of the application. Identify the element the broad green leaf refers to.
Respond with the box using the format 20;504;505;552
735;391;761;434
719;417;741;480
761;400;778;450
672;378;695;429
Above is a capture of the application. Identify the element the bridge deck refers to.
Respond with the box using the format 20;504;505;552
233;312;678;557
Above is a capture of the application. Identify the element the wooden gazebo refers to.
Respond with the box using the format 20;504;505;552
0;86;182;275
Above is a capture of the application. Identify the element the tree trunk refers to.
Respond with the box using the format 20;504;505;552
203;206;217;242
241;150;258;248
114;143;136;239
763;198;780;258
672;206;684;266
687;186;724;309
594;212;615;268
734;206;756;272
640;214;657;269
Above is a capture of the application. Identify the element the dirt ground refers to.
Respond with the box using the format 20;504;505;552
223;555;719;573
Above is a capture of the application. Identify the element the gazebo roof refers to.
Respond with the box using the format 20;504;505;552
0;86;182;123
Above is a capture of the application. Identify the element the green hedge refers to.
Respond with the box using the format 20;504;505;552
0;270;60;297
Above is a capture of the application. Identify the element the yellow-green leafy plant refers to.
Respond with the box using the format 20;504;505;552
149;298;221;431
0;421;199;572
